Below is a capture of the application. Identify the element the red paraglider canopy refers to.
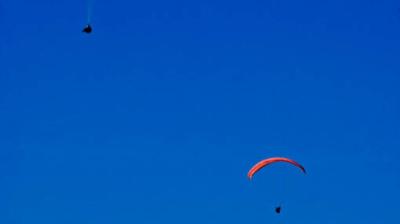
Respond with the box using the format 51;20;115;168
247;157;306;180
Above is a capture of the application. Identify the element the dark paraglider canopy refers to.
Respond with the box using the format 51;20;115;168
82;24;92;34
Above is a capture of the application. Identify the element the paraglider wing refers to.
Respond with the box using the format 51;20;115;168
247;157;306;179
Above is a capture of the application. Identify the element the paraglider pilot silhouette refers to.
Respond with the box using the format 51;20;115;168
247;157;306;214
82;0;93;34
82;24;92;34
275;206;281;214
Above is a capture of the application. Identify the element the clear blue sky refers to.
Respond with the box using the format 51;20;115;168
1;0;400;223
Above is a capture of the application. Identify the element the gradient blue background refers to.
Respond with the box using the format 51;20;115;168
1;0;400;223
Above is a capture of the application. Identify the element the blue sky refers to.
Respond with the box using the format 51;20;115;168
1;0;400;223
